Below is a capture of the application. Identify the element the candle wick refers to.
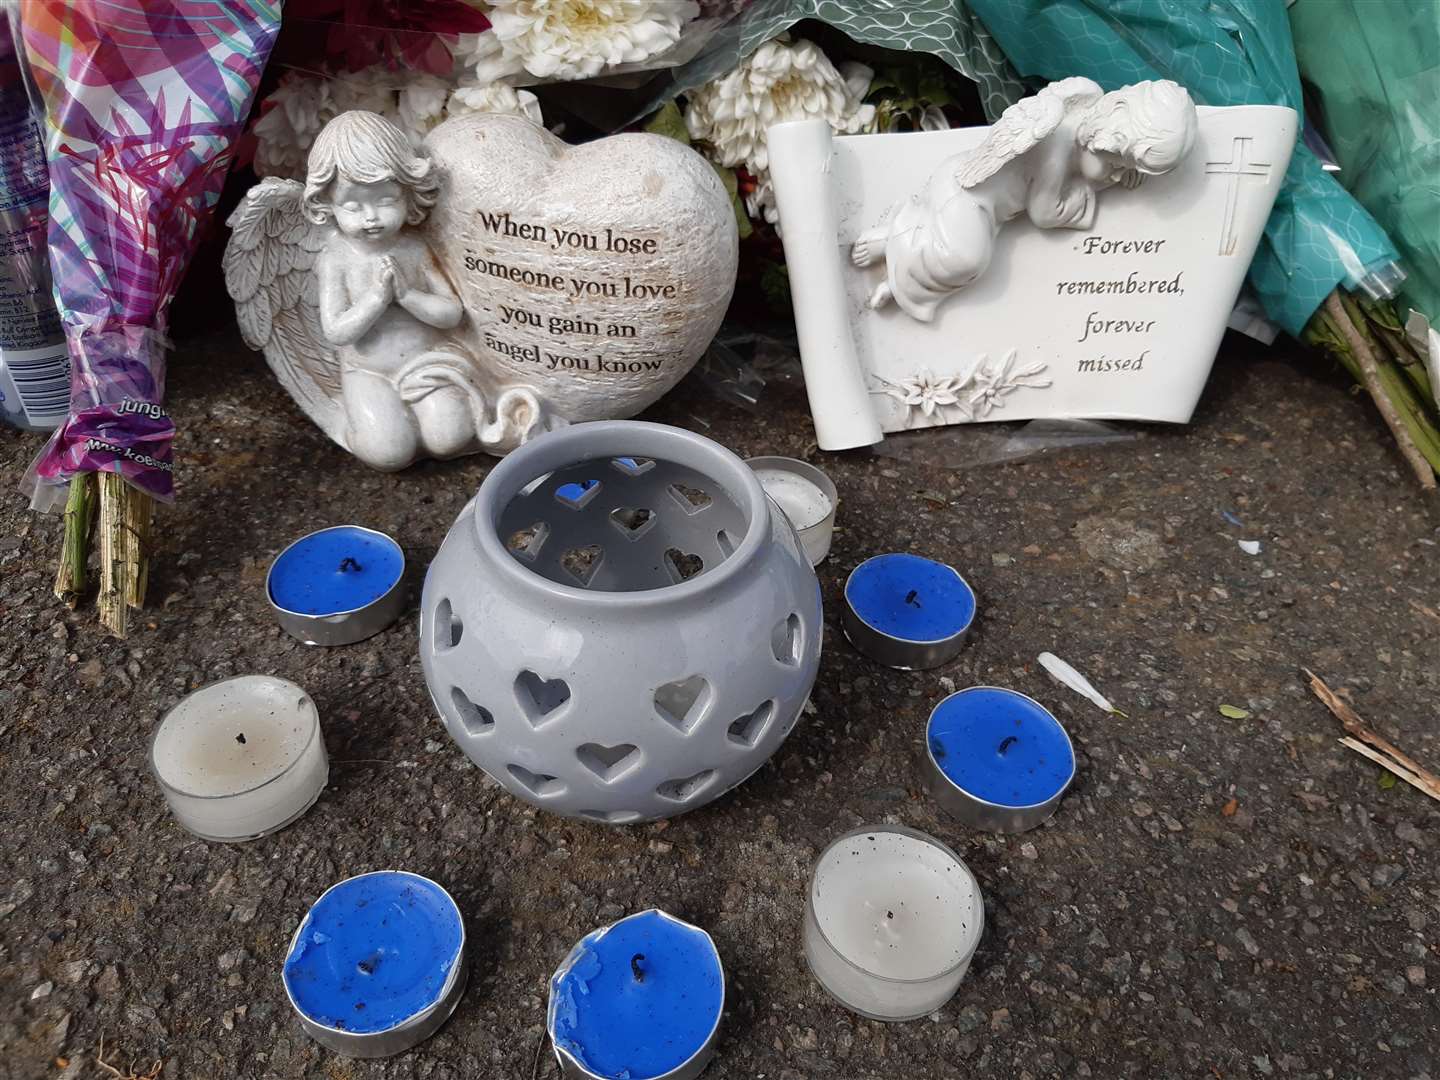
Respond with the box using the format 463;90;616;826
998;735;1018;756
630;953;645;982
234;732;246;745
904;590;921;607
339;557;363;573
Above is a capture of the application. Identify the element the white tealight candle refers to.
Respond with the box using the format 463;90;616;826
745;456;838;566
150;676;329;842
804;826;983;1021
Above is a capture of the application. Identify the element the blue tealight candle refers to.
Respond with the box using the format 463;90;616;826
548;909;725;1080
842;553;976;669
267;526;406;646
924;687;1076;833
282;871;467;1058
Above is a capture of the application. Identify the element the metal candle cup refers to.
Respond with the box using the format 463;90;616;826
150;675;328;842
282;871;468;1058
267;525;407;646
803;826;983;1021
924;687;1076;833
841;553;975;669
548;909;724;1080
745;456;838;566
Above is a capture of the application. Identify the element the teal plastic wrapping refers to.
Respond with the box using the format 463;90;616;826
966;0;1400;337
1290;0;1439;322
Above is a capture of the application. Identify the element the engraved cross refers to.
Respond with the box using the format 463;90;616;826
1205;137;1272;257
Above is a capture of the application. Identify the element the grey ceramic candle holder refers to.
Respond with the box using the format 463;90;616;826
419;421;823;823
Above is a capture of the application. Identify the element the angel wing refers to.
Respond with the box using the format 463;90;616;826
222;178;348;447
955;77;1104;189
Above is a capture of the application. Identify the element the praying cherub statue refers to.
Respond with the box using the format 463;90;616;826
852;78;1198;322
224;111;557;470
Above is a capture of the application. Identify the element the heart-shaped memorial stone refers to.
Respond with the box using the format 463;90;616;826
424;114;738;424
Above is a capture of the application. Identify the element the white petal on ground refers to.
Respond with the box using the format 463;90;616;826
1038;651;1117;714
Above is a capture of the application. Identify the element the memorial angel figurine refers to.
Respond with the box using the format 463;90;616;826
224;110;556;470
852;78;1198;322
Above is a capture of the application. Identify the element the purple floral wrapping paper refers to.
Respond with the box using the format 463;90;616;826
20;0;279;502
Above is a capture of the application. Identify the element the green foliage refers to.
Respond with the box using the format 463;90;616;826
759;259;791;312
643;101;690;145
709;161;753;241
865;53;963;130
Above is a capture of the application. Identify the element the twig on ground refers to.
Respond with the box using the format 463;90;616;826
96;1033;163;1079
531;1026;549;1080
1338;737;1438;800
1304;668;1440;803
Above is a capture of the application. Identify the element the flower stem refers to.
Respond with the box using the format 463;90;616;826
1340;291;1435;405
1321;290;1436;490
52;473;96;607
96;472;154;638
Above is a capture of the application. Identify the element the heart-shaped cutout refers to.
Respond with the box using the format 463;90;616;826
654;674;712;734
426;115;738;426
507;762;565;798
611;456;655;476
560;545;604;587
609;506;655;539
555;479;602;510
667;483;713;514
515;670;571;725
433;598;462;650
728;700;774;748
664;547;704;583
656;769;717;803
771;612;802;666
506;522;549;562
449;687;494;737
576;742;641;783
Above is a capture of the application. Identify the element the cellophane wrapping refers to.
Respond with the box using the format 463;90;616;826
19;0;280;508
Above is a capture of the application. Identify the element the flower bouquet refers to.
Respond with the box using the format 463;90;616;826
17;1;279;635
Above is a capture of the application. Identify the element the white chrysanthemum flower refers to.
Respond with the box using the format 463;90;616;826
327;67;400;120
744;176;778;226
450;30;523;84
398;75;451;142
685;38;875;226
253;66;412;179
445;83;544;127
252;73;333;179
472;0;699;82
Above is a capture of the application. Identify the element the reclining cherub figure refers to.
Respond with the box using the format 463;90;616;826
852;78;1198;322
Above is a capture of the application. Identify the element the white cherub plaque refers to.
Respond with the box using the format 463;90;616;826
224;111;737;470
768;78;1296;450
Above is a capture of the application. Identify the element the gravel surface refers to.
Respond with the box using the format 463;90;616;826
1;327;1437;1080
